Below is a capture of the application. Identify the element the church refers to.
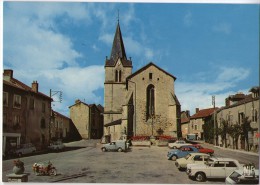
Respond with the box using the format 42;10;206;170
103;21;181;142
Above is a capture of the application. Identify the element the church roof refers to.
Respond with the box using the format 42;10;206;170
105;22;132;67
126;62;177;81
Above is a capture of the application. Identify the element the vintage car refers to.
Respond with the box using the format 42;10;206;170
192;144;214;155
168;140;192;149
13;143;36;157
101;140;129;152
225;168;259;184
48;141;65;151
167;145;199;161
175;153;210;170
186;157;243;182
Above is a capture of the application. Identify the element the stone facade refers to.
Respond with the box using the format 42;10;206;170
69;100;104;139
3;69;52;152
216;88;259;152
51;111;70;140
103;22;181;141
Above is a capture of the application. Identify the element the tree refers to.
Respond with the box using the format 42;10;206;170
227;123;242;149
202;117;214;144
241;117;252;151
218;119;229;148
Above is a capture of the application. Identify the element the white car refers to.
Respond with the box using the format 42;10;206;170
168;140;192;149
14;143;36;157
48;141;65;151
225;168;259;184
175;153;210;170
186;157;243;182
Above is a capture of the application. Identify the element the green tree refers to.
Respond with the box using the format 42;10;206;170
227;123;242;149
241;117;252;151
218;119;229;148
202;117;214;144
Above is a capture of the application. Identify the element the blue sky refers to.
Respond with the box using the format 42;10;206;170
3;1;259;116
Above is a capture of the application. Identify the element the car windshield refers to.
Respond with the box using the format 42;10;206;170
229;171;242;182
185;154;191;159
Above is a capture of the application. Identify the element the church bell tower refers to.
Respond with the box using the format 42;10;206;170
103;21;133;139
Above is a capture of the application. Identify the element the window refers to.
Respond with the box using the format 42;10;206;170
252;109;258;122
3;113;7;125
226;161;237;167
213;162;225;167
115;70;122;82
41;118;46;129
238;112;244;125
194;155;203;161
29;98;35;110
42;102;46;113
3;92;8;106
194;124;198;130
13;94;21;108
14;115;20;125
146;84;155;119
115;70;118;82
149;73;153;80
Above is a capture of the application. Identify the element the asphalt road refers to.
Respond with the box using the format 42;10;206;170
2;140;259;184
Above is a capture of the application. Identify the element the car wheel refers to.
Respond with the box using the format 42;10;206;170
118;147;123;152
18;153;22;157
49;169;57;176
171;155;178;161
101;147;106;152
195;172;206;182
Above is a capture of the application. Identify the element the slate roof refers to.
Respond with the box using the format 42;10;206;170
105;22;132;67
190;108;217;119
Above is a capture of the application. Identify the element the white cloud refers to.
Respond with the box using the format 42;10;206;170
212;22;232;34
3;2;104;116
176;66;251;115
216;67;250;82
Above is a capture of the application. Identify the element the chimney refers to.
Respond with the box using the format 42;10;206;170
3;69;13;81
75;99;81;104
195;108;199;113
225;98;230;107
186;110;190;117
32;81;38;93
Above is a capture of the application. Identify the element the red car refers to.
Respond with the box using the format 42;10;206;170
192;144;214;155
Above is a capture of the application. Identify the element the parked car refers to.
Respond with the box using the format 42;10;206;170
48;141;65;151
13;143;36;157
175;153;210;170
192;144;214;155
168;140;192;149
101;140;129;152
225;169;259;184
167;145;199;161
186;157;243;182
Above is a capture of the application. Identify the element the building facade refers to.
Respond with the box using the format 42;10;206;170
50;111;71;141
69;100;104;139
189;108;216;140
103;22;181;141
216;87;259;152
181;110;190;138
3;69;52;154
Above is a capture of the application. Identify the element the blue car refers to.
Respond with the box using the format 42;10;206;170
167;145;199;161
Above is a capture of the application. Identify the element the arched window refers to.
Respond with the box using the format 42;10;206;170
119;70;122;82
115;70;118;82
146;84;155;119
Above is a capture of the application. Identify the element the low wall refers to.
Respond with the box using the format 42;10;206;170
132;141;151;147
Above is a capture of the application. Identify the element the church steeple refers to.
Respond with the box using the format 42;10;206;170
110;22;127;61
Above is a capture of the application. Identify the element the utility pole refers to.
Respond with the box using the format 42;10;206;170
212;95;217;146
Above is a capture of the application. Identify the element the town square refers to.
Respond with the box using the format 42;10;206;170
2;1;259;184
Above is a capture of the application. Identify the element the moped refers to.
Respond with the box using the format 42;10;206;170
32;161;57;176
